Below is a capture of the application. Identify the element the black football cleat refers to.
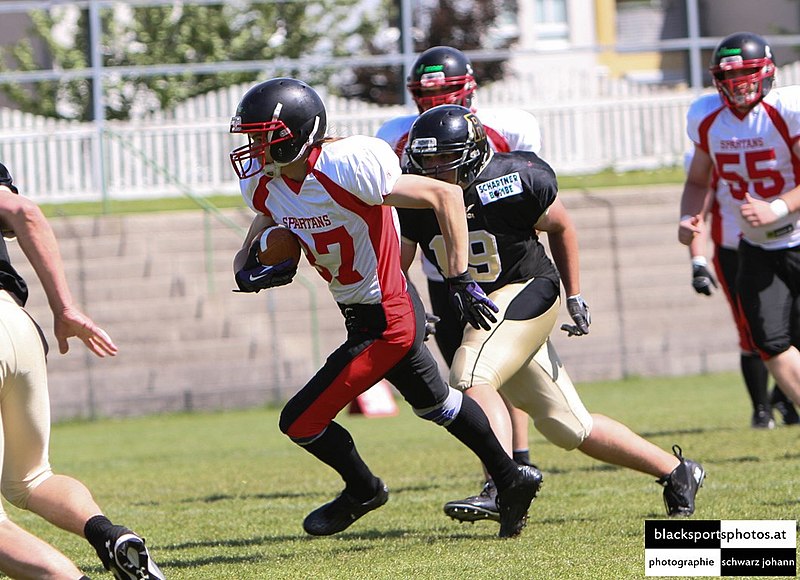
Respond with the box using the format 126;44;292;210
751;404;776;429
771;388;800;425
303;480;389;536
98;526;165;580
443;480;500;522
496;465;543;538
657;445;705;517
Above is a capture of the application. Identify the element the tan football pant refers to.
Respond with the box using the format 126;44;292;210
0;290;54;521
450;280;593;450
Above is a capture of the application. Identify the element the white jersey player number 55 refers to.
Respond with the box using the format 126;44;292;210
715;149;784;199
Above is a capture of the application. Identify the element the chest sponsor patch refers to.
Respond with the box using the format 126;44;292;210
476;172;523;205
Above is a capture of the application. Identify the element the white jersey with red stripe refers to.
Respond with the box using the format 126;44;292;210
685;147;741;250
376;106;542;160
376;106;542;281
687;87;800;250
238;135;406;305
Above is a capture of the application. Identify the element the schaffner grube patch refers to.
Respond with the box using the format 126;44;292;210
476;172;523;205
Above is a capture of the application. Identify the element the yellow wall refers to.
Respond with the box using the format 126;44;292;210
594;0;660;78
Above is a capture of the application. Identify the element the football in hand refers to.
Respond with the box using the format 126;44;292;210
256;226;302;267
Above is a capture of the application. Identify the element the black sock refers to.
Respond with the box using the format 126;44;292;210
445;395;517;490
302;421;379;501
513;449;531;466
84;515;114;548
771;385;792;405
741;353;770;409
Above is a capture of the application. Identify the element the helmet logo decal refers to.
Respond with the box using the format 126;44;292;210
230;115;242;132
718;47;742;58
417;63;444;75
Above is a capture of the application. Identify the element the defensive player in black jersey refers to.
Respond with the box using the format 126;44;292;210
397;105;706;521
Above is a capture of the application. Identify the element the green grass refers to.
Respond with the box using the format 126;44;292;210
37;167;686;219
558;165;684;190
5;372;798;579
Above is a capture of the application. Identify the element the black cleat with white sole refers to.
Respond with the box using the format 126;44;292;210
303;480;389;536
496;465;543;538
101;527;165;580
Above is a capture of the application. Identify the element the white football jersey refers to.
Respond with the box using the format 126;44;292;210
687;87;800;250
376;106;542;281
239;135;406;305
375;106;542;160
685;146;740;250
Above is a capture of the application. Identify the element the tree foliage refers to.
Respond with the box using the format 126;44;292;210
0;1;380;120
0;0;510;119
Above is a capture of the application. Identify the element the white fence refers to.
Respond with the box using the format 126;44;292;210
8;59;800;203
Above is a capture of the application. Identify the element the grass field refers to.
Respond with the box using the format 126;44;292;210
5;372;798;579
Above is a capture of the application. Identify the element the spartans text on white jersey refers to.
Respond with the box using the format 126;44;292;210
238;135;406;305
687;87;800;249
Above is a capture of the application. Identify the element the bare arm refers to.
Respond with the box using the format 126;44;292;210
535;198;581;296
0;186;117;356
400;238;417;274
679;148;714;246
233;213;276;272
383;174;469;277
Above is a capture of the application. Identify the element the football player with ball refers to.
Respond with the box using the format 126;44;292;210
229;77;540;538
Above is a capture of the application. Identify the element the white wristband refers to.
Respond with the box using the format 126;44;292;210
770;198;790;218
680;214;694;223
691;256;708;267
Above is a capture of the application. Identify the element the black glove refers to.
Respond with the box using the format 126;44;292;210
446;271;499;331
560;294;590;337
691;259;717;296
234;244;296;293
0;162;19;193
424;312;440;341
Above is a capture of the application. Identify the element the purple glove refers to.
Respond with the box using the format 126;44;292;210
560;294;590;337
446;271;499;331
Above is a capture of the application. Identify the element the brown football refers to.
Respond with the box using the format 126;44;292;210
256;226;302;267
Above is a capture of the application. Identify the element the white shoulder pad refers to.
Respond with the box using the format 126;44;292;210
316;136;401;205
686;92;725;144
477;107;542;153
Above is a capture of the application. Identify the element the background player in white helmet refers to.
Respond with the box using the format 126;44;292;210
684;147;798;428
400;105;705;523
376;45;542;470
679;31;800;409
0;162;165;580
230;77;540;539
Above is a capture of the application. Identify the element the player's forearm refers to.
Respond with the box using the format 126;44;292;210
431;184;469;277
13;202;75;313
680;181;709;218
774;186;800;213
548;229;581;297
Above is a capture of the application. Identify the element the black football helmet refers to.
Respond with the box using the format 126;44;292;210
230;78;327;179
710;32;776;110
405;105;491;187
407;46;477;113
